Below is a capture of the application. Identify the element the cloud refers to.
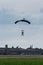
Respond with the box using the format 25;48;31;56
0;24;43;48
40;8;43;13
0;0;43;25
0;0;43;48
0;9;17;24
0;0;42;13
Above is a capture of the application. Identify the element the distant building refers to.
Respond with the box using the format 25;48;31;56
0;45;43;55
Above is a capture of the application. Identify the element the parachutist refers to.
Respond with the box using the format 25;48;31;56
21;30;24;36
15;18;31;36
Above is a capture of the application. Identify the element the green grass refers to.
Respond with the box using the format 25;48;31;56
0;58;43;65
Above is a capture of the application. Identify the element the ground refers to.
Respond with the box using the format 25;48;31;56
0;55;43;65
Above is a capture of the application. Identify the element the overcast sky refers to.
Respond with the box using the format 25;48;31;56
0;0;43;48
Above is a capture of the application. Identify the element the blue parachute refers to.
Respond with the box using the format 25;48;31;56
14;18;31;36
15;18;31;24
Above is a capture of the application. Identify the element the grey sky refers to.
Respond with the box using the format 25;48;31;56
0;0;43;48
0;0;43;24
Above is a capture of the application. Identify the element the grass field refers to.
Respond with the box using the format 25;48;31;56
0;55;43;65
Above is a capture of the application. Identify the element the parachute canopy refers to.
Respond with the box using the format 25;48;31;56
15;18;31;24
